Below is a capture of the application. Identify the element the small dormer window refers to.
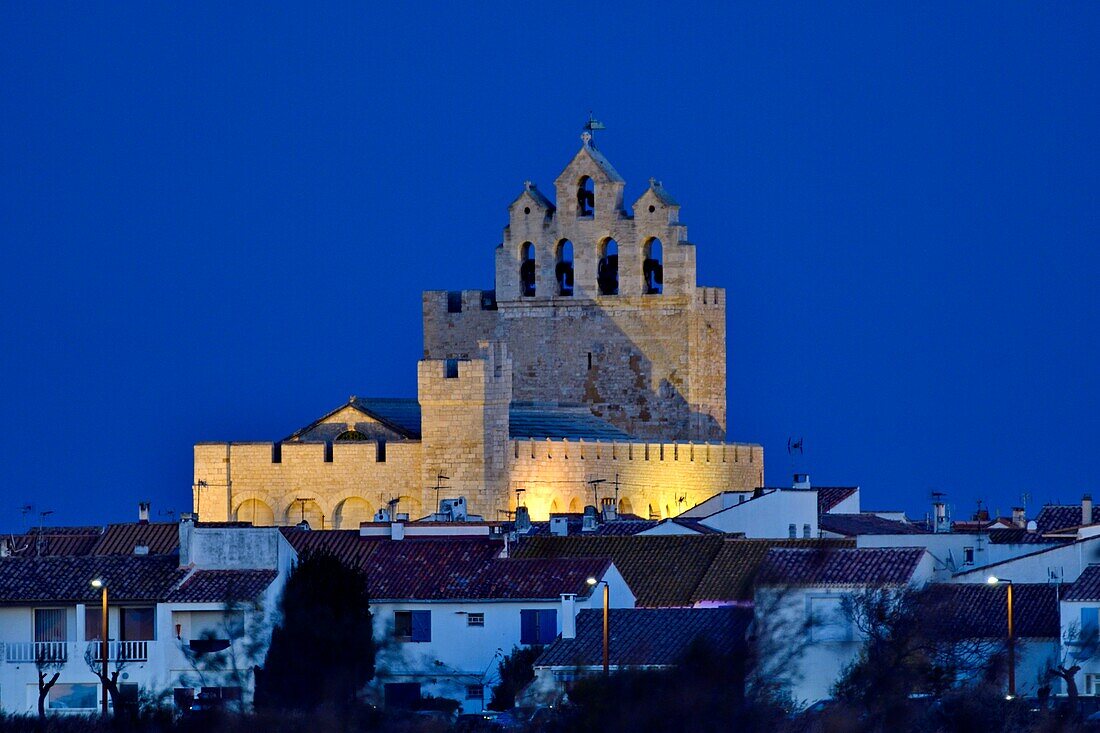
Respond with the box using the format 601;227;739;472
577;176;594;217
598;239;619;295
520;242;536;297
644;238;664;294
555;240;574;297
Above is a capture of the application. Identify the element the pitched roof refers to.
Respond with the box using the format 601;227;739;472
167;570;278;603
467;558;610;599
819;513;923;537
1064;565;1100;601
512;535;725;607
1035;505;1100;533
986;528;1072;545
2;528;102;557
0;555;187;604
691;539;854;603
926;584;1060;638
509;403;634;441
565;143;625;184
92;523;179;555
290;399;636;442
817;487;859;514
524;515;658;537
279;528;376;566
536;607;751;668
757;547;926;587
509;183;556;211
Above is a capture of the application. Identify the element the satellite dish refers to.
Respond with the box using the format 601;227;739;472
1027;520;1038;531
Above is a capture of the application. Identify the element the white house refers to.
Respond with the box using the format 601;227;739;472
753;546;935;706
0;519;291;715
1057;565;1100;696
280;522;635;712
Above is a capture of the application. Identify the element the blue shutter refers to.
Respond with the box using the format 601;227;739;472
411;610;431;642
520;610;538;644
538;609;558;644
1082;608;1099;640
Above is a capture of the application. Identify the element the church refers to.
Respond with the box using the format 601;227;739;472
192;131;764;527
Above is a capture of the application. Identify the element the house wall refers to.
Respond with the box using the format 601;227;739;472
698;489;818;538
1058;599;1100;696
368;564;634;713
859;534;1068;580
950;537;1100;585
827;491;861;515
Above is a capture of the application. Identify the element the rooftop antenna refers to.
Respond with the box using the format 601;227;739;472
294;497;314;525
515;487;526;507
36;510;53;556
612;474;621;511
158;509;176;521
431;473;451;510
787;436;804;477
20;505;33;532
587;478;606;508
582;112;606;147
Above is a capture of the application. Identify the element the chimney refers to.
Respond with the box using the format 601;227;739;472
1012;507;1026;528
515;506;532;534
178;514;196;566
792;473;811;489
1084;495;1093;527
582;505;599;532
601;503;617;522
560;594;577;639
138;502;150;524
550;516;569;537
391;522;405;541
932;500;948;533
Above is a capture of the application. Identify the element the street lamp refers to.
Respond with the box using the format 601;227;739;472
988;576;1015;699
90;578;108;716
586;576;610;676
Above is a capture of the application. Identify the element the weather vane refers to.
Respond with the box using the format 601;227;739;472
581;111;605;147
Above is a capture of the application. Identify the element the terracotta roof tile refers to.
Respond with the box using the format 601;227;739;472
692;539;854;603
2;528;102;557
536;607;751;668
757;547;926;586
512;535;725;607
0;555;186;604
819;513;923;537
926;583;1059;638
167;570;278;603
92;523;179;555
1064;565;1100;601
816;487;859;514
1035;506;1100;533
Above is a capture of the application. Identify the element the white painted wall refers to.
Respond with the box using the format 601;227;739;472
950;537;1100;585
699;489;817;539
369;563;634;712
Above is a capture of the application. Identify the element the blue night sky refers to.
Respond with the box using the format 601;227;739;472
1;3;1097;531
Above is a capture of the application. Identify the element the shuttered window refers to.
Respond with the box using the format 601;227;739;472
520;609;557;645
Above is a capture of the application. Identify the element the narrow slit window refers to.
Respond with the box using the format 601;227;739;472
520;243;536;297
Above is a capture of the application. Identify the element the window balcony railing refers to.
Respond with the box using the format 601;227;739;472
86;640;149;662
4;641;69;664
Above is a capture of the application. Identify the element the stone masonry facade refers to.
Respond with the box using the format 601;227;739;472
193;135;762;526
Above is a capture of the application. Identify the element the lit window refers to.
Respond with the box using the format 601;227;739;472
467;613;484;627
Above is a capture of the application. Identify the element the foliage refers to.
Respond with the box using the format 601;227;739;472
488;645;541;711
253;550;375;714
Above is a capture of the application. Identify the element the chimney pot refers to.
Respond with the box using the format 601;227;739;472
1084;495;1094;527
138;502;151;524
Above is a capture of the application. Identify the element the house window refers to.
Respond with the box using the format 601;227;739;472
788;524;797;539
1081;608;1099;643
49;683;98;710
85;606;104;640
809;596;852;642
1086;674;1100;696
121;607;155;641
520;609;557;645
394;610;431;642
467;613;484;627
963;547;975;565
465;684;484;701
34;608;67;642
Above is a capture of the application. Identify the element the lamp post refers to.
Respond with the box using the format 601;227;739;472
587;577;610;676
988;576;1015;699
90;578;108;716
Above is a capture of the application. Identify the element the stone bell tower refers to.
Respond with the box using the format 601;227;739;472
423;125;727;441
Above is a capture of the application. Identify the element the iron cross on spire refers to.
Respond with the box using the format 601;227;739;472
582;112;606;147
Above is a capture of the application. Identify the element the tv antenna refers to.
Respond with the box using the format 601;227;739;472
515;487;527;508
430;473;451;510
293;497;314;525
587;478;606;508
787;437;804;455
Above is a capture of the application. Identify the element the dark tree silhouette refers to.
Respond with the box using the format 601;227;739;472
488;645;541;711
254;550;374;713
